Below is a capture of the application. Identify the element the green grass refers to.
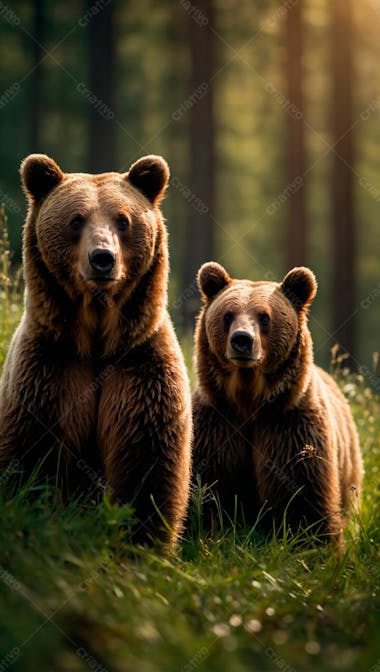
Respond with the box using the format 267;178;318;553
0;213;380;671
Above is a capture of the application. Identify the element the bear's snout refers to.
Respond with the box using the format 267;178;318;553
225;313;262;366
88;248;116;275
230;330;253;357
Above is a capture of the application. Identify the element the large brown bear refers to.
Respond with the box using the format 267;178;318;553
192;262;362;543
0;154;192;547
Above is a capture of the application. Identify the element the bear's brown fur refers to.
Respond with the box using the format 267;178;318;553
192;262;362;542
0;154;192;547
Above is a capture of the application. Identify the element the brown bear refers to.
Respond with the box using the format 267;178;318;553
0;153;192;547
192;262;362;543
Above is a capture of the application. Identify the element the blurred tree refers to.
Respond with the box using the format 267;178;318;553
181;0;216;330
30;0;45;151
88;0;116;171
285;0;307;267
330;0;356;367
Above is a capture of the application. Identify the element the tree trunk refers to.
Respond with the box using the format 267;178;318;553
30;0;45;150
330;0;356;368
285;0;307;268
87;0;116;172
181;0;216;331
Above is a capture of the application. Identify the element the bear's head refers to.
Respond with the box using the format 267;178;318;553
195;262;317;406
20;154;170;352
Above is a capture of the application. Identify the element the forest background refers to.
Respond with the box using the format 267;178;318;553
0;0;379;377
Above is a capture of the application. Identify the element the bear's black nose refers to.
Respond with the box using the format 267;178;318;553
89;249;116;274
230;331;253;356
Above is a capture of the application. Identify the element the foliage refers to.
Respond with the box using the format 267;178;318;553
0;208;23;362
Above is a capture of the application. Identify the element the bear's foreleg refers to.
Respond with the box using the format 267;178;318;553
99;362;191;547
253;410;344;543
192;393;259;531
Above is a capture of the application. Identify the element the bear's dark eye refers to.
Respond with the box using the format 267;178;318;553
224;312;234;329
116;214;130;232
259;312;270;329
70;215;85;232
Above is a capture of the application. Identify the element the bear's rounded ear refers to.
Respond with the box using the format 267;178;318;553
197;262;231;301
280;266;317;311
127;155;169;205
20;154;64;204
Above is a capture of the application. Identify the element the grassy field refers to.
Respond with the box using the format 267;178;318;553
0;228;380;671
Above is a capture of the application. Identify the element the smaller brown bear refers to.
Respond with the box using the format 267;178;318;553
192;262;362;542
